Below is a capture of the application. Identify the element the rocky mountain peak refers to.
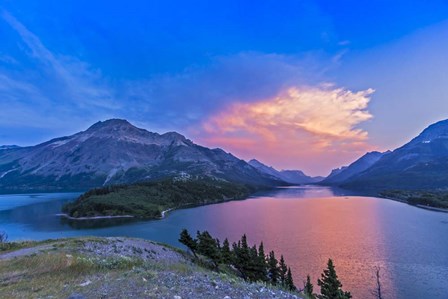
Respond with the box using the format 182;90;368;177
86;119;136;132
410;118;448;144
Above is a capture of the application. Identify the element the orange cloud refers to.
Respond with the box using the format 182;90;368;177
195;85;377;176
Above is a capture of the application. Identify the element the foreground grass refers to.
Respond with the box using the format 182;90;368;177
0;237;302;299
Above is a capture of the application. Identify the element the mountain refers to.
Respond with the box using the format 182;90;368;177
248;159;322;184
0;145;20;150
324;166;348;181
340;119;448;190
0;119;282;192
321;151;386;184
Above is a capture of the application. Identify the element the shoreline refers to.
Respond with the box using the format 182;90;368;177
160;207;175;219
415;204;448;213
378;196;448;213
57;213;135;220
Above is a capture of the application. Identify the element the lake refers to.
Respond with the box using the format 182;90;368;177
1;186;447;299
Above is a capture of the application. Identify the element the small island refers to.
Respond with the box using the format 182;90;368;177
62;178;253;219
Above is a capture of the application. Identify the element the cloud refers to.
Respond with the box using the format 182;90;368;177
1;11;118;111
0;10;375;174
196;85;375;175
0;11;123;142
123;51;336;131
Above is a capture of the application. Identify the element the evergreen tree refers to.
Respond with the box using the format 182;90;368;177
221;238;233;264
257;242;268;282
234;234;251;280
179;229;197;258
285;267;296;291
246;245;259;281
279;255;288;286
196;231;221;269
317;259;352;299
304;274;315;298
268;250;280;285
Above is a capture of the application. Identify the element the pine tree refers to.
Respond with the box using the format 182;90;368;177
317;259;352;299
179;229;197;258
247;245;259;281
285;267;296;291
196;231;221;269
304;274;315;298
221;238;233;264
279;255;288;286
234;234;251;280
268;250;280;285
257;242;268;282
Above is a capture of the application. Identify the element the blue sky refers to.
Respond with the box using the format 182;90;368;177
1;0;448;175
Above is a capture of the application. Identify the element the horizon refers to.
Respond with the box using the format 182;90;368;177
1;1;448;176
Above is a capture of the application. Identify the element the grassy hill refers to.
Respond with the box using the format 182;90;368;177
0;237;301;298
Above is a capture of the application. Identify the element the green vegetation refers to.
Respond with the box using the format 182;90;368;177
179;230;354;298
179;229;297;291
317;259;352;299
0;237;300;298
63;178;252;219
0;232;354;298
380;190;448;209
304;274;314;298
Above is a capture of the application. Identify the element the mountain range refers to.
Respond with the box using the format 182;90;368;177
321;151;386;185
0;119;293;192
3;118;448;193
322;119;448;191
248;159;323;184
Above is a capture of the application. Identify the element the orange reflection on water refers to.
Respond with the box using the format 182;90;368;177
204;190;398;298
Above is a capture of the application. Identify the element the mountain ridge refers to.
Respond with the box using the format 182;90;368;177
0;119;283;192
248;159;322;184
330;118;448;190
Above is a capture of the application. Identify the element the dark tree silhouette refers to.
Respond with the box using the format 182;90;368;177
285;267;296;291
220;238;233;264
304;274;315;298
317;259;352;299
279;255;288;286
179;229;197;258
197;231;221;269
268;251;280;285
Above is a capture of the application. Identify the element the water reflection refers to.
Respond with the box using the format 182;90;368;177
0;187;447;298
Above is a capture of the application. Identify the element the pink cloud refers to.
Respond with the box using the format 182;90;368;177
193;85;377;176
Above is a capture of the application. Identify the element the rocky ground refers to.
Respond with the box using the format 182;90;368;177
0;237;304;299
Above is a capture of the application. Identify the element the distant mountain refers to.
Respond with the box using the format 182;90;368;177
321;151;386;184
0;119;282;192
340;119;448;190
324;166;348;181
248;159;322;184
0;145;20;150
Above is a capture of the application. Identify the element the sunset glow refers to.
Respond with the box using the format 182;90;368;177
198;86;376;175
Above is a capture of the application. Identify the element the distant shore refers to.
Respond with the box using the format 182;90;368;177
57;213;135;220
415;205;448;213
379;195;448;213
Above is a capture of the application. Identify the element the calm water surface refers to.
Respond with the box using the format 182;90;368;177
1;186;447;299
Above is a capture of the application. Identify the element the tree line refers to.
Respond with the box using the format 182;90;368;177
179;229;296;291
179;229;353;298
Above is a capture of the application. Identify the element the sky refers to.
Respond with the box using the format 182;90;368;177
1;0;448;176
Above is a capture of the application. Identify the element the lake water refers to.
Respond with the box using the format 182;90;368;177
1;186;447;299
